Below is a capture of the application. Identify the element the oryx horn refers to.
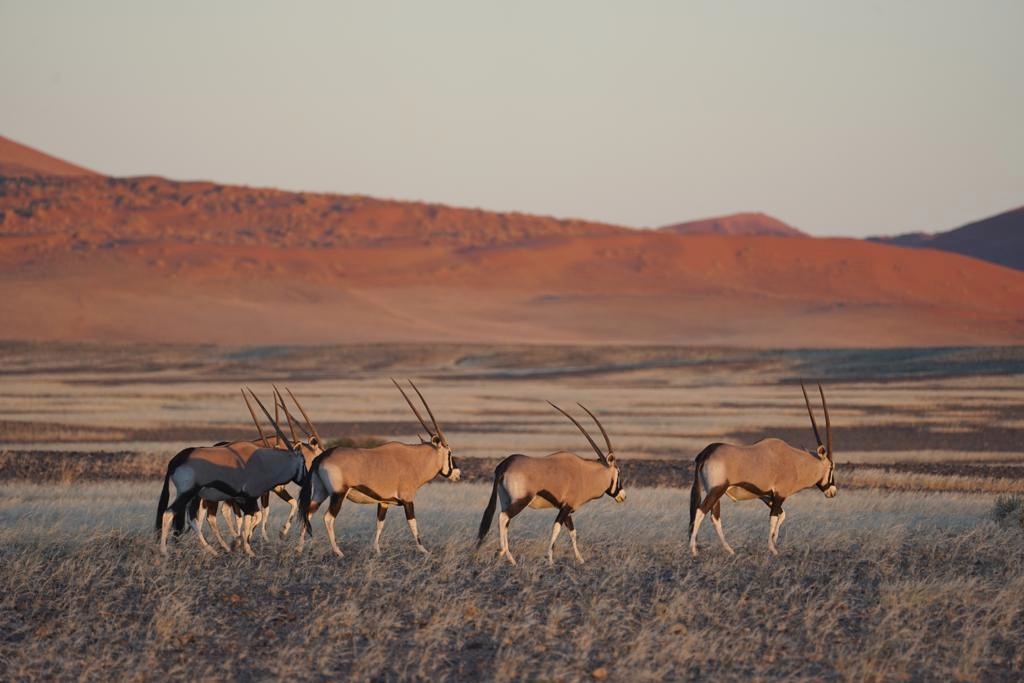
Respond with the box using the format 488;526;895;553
800;381;823;450
548;401;609;464
273;386;298;442
241;388;269;445
246;387;297;454
577;402;613;456
819;382;832;457
285;387;322;444
391;378;434;439
409;379;446;446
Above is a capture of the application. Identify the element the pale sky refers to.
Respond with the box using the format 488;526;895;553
1;1;1021;236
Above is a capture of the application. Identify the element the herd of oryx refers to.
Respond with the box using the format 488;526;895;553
156;380;835;563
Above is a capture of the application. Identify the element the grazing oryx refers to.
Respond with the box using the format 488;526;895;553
297;379;460;557
689;382;836;557
195;387;324;544
156;390;309;556
477;402;625;566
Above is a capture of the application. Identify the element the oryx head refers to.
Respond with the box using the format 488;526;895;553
272;386;326;466
393;378;461;482
549;401;626;503
802;381;836;498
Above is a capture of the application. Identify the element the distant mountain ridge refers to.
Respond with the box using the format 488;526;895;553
659;212;805;237
1;134;1022;347
869;206;1024;271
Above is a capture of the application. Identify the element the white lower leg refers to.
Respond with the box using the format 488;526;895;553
547;522;563;565
208;512;231;552
690;509;706;556
241;515;256;557
324;510;343;557
222;505;240;539
280;500;298;538
192;505;216;554
768;514;780;555
406;518;428;554
259;502;270;541
374;518;385;553
772;510;786;545
498;511;516;565
711;513;735;555
159;511;174;556
569;528;584;564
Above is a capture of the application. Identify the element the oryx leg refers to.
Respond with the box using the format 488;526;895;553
159;487;199;556
374;504;388;554
239;498;260;557
324;490;348;558
498;496;530;566
564;513;585;564
768;496;786;555
259;491;271;542
710;500;735;555
205;501;232;552
690;485;728;557
275;487;298;539
191;500;217;554
222;502;241;539
547;507;571;565
402;501;429;555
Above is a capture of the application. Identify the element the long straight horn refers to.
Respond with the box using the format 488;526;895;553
800;381;823;449
577;403;613;456
274;386;298;443
241;388;269;445
391;378;434;439
409;380;446;446
246;388;296;454
548;401;608;464
818;383;832;457
285;387;322;445
276;387;312;439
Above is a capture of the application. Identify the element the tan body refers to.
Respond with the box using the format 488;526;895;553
689;384;836;556
479;451;624;566
478;403;625;566
299;441;460;557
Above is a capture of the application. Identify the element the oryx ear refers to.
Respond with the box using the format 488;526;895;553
816;445;827;459
431;434;442;446
606;453;616;464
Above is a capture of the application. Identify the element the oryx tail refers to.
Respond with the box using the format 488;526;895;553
298;450;330;537
477;457;513;547
689;443;721;535
155;447;195;534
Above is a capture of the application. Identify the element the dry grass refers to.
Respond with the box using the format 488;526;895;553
1;482;1022;681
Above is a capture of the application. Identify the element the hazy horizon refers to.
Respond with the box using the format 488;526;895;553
2;1;1021;237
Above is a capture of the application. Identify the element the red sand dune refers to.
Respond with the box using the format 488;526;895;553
0;136;99;178
1;138;1022;347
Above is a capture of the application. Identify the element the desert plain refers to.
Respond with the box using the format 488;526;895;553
1;342;1022;680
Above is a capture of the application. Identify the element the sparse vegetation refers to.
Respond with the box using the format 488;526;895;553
0;483;1021;681
993;494;1024;529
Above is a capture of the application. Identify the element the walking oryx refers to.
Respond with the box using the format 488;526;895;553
688;382;836;557
477;402;625;566
195;387;324;545
297;379;460;557
156;390;310;557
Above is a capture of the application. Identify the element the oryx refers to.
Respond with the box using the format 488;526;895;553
477;402;625;566
155;390;310;557
297;379;460;557
195;387;324;544
688;382;836;557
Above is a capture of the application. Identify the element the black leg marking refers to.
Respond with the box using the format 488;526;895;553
328;493;344;517
377;504;388;522
403;501;416;520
